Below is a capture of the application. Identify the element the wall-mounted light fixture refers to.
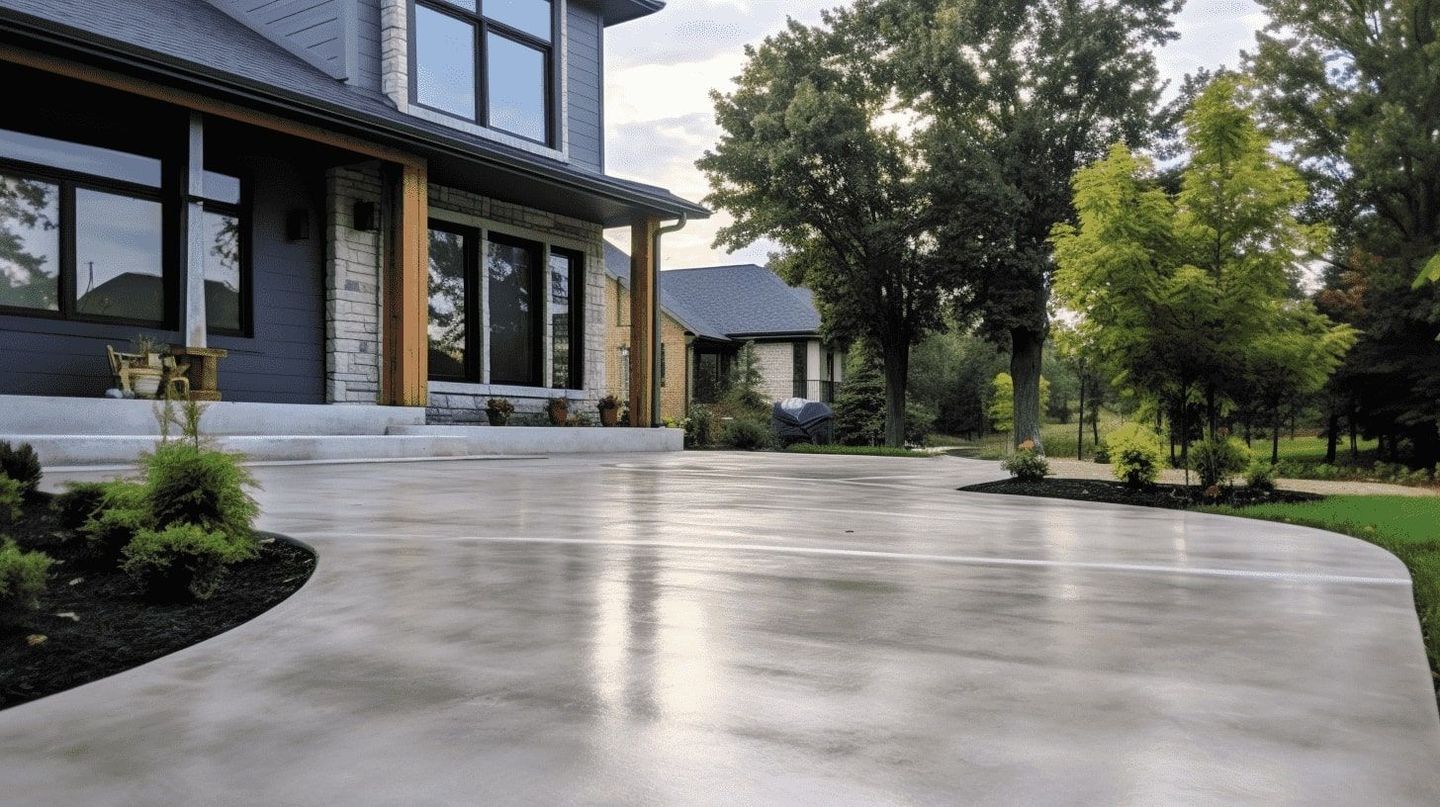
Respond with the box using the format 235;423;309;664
285;209;310;241
352;201;379;232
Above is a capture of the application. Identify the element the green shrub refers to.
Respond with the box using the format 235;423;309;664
718;418;776;451
1245;460;1278;492
121;524;257;601
1092;440;1111;464
686;404;714;448
0;539;51;620
0;441;41;499
1107;423;1164;488
0;475;21;525
1001;444;1051;482
144;442;258;539
53;481;109;531
1189;437;1252;489
905;401;937;446
78;481;150;562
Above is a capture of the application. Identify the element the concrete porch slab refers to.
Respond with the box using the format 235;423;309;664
0;395;426;436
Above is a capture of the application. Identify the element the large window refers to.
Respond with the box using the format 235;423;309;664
427;223;477;380
412;0;555;146
488;233;542;385
793;341;808;399
549;247;582;389
0;129;169;326
201;171;244;334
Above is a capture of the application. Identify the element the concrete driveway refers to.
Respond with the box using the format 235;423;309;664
3;453;1437;805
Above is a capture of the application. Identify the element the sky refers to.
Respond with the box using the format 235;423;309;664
601;0;1267;268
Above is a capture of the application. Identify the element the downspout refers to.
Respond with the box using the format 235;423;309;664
651;214;687;426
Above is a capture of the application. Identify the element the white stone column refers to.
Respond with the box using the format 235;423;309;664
182;112;207;348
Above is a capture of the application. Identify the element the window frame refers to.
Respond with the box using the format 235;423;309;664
549;245;584;390
199;171;251;337
485;230;545;387
792;340;808;399
425;218;482;383
0;156;175;329
408;0;560;148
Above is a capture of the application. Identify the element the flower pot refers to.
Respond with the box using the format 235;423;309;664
598;406;619;427
132;373;163;399
547;403;569;426
486;409;510;427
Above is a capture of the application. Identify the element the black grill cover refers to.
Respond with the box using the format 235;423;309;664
771;398;834;445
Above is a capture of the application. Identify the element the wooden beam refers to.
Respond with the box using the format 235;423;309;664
0;43;424;168
383;162;429;407
629;216;658;427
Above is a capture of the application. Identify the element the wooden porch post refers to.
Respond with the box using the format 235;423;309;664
629;216;659;426
382;161;429;407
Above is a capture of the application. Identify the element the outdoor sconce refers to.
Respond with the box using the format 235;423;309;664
352;201;379;232
285;209;310;241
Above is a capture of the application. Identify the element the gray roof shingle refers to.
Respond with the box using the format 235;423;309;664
604;244;822;340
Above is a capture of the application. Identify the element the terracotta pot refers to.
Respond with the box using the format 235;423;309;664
486;409;510;427
598;406;619;427
547;403;569;426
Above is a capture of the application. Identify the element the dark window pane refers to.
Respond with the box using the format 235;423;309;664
202;171;241;205
549;250;571;388
74;189;164;323
488;236;539;385
793;341;807;399
204;210;241;332
0;128;161;186
416;5;477;119
428;228;469;379
486;33;546;142
485;0;551;41
0;174;60;311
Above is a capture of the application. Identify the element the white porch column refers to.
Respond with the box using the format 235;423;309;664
182;111;207;348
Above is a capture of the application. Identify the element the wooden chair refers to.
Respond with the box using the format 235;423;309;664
106;345;188;399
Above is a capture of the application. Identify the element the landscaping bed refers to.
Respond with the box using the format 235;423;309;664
1;493;314;710
960;477;1321;509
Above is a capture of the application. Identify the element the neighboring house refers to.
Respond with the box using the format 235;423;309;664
0;0;704;424
604;246;845;413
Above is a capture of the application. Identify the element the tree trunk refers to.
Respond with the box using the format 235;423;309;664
1091;401;1099;446
1076;373;1086;460
1271;407;1281;464
1009;327;1045;450
1349;401;1359;460
1325;409;1339;464
881;341;909;448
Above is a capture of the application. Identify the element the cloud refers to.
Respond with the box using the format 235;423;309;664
604;0;1270;268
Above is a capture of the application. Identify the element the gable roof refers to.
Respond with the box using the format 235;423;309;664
0;0;706;225
603;244;822;340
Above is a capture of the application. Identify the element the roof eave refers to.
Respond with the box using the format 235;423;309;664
599;0;666;27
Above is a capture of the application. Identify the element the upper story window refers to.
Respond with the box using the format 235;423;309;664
413;0;555;146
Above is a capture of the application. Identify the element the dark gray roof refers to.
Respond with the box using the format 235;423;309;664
604;244;822;340
0;0;706;225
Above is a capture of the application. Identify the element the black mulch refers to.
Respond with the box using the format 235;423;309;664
1;494;314;710
959;477;1323;509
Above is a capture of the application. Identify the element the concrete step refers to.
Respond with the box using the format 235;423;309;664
0;395;425;436
5;427;682;467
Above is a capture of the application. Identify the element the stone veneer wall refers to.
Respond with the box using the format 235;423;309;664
325;163;385;404
426;184;607;424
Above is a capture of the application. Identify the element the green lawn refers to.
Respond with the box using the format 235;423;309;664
954;412;1124;460
1202;496;1440;681
1267;434;1379;463
786;444;932;458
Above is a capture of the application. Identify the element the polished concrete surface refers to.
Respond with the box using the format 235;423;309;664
3;453;1437;805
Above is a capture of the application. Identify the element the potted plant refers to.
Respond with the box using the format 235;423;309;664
485;398;514;426
545;397;569;426
125;335;168;398
130;334;165;369
596;395;621;427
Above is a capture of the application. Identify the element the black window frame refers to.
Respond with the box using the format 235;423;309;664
408;0;560;148
198;168;251;337
486;230;545;387
793;340;808;399
549;245;584;390
426;218;482;383
0;156;176;329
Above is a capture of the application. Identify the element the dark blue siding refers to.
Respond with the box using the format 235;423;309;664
0;158;326;404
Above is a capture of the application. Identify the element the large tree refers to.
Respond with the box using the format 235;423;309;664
698;18;959;447
1249;0;1440;465
835;0;1180;450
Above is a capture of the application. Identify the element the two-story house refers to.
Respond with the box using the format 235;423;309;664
0;0;702;454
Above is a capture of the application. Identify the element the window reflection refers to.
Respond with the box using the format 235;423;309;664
73;189;164;324
428;227;470;379
415;5;477;119
0;174;60;312
486;0;551;41
204;210;241;332
486;33;547;143
489;235;540;386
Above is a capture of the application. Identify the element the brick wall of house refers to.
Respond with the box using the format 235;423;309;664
752;341;795;403
603;275;688;421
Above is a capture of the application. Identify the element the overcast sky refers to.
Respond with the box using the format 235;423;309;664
601;0;1267;268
